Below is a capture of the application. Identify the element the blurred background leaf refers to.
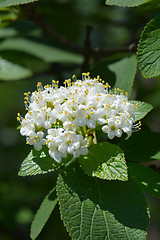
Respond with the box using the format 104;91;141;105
0;57;32;80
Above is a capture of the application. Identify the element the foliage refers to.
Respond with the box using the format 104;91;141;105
30;187;58;240
18;148;61;176
57;162;149;240
1;0;160;240
137;16;160;78
79;142;128;181
91;55;137;97
0;0;38;8
105;0;150;7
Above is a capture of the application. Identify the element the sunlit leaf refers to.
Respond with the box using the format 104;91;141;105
79;142;128;181
18;148;61;176
0;0;38;8
106;0;150;7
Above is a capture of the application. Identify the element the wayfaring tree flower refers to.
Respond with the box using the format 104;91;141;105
17;73;141;163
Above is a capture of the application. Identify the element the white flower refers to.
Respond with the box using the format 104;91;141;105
18;73;140;163
46;129;89;162
26;131;46;151
102;118;123;139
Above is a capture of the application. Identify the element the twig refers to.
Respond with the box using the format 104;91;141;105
92;43;136;55
19;3;136;71
82;26;93;72
19;4;83;54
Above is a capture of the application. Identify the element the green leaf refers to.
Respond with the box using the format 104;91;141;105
106;0;150;7
1;51;50;74
57;162;149;240
30;187;58;240
0;57;32;81
18;148;61;176
130;100;153;121
0;38;83;64
118;130;160;162
128;162;160;199
90;55;137;97
137;16;160;78
79;142;128;181
0;0;38;8
152;152;160;160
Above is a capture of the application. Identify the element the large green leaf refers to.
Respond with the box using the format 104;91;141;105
0;57;32;80
118;130;160;162
79;142;128;181
30;187;58;240
137;16;160;78
18;148;61;176
0;38;83;64
90;55;137;97
130;100;153;121
128;162;160;199
0;0;38;8
106;0;150;7
57;162;149;240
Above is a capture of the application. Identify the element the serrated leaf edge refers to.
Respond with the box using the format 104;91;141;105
105;0;149;8
137;16;160;78
0;0;38;9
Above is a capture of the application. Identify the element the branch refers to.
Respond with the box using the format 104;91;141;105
92;43;136;55
82;26;93;72
20;4;83;54
20;3;136;70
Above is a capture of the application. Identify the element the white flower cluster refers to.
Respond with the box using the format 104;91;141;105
17;73;140;163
